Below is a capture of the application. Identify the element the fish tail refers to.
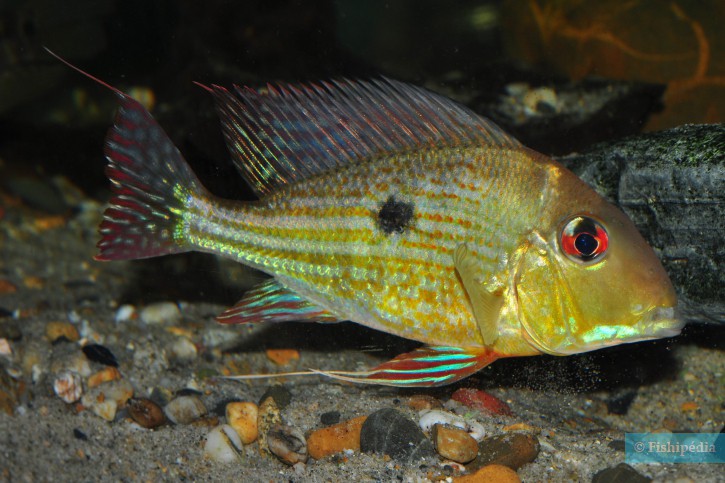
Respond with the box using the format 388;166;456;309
94;94;204;261
44;48;203;261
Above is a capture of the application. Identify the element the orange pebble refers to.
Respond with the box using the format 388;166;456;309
455;464;521;483
87;367;122;388
307;416;367;460
265;349;300;366
0;279;17;294
681;402;699;412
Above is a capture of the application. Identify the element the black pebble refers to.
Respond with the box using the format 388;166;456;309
360;408;435;462
73;428;88;441
82;344;118;367
607;440;626;452
259;384;292;409
320;411;341;426
377;196;414;235
592;463;651;483
606;389;638;415
175;388;203;397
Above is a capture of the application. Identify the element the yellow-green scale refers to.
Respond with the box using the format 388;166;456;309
182;146;551;350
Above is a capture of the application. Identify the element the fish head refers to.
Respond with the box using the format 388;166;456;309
513;169;682;356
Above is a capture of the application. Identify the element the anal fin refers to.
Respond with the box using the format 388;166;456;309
315;346;499;387
217;278;341;324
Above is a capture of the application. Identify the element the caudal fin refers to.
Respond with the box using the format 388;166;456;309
96;94;204;260
45;48;205;261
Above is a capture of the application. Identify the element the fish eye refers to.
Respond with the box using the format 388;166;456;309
560;215;609;263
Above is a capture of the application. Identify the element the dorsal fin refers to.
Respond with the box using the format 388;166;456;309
203;78;521;197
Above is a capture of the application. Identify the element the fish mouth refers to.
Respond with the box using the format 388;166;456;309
635;305;684;339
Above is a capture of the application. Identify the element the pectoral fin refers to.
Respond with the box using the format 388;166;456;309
454;244;504;346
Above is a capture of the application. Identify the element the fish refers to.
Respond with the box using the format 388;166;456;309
49;50;683;387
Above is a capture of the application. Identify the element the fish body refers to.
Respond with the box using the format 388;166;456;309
58;52;681;386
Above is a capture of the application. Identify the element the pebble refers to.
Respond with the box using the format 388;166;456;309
0;279;17;294
258;384;292;409
360;408;435;462
128;397;166;429
307;415;367;460
467;433;540;472
257;396;282;455
433;424;479;464
45;322;80;343
87;367;121;388
53;371;83;404
265;349;300;366
114;304;136;323
164;395;207;424
407;395;443;411
419;409;486;441
50;352;92;378
267;423;308;465
455;464;521;483
84;396;118;421
204;424;244;463
592;463;651;483
82;344;118;367
139;302;181;325
225;401;258;444
451;388;513;417
0;338;11;357
320;410;341;426
168;337;198;363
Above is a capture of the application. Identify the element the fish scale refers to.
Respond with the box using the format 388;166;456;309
180;146;547;348
49;47;680;387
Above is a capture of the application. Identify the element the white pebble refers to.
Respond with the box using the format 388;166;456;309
419;409;486;441
140;302;181;325
53;371;83;403
169;337;197;362
0;338;12;357
164;395;207;424
115;304;136;323
204;425;243;463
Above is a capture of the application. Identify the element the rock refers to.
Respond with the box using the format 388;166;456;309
168;337;197;363
419;409;486;441
307;415;367;460
85;396;118;422
433;424;479;464
45;322;79;343
226;401;258;444
606;389;638;416
407;395;443;411
139;302;181;325
265;349;299;366
82;344;119;367
320;410;341;426
257;396;282;455
360;408;435;462
53;371;83;403
468;433;540;472
164;395;207;424
114;304;136;323
204;424;243;464
592;463;651;483
451;388;513;417
559;124;725;324
267;423;308;465
258;384;292;409
128;397;166;429
87;367;121;388
455;464;521;483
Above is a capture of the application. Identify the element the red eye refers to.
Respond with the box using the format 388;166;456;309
560;216;608;263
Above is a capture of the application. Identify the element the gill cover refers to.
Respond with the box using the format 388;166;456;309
514;234;587;356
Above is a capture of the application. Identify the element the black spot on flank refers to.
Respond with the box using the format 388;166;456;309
377;196;414;235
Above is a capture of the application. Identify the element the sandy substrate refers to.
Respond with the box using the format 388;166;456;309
0;195;722;482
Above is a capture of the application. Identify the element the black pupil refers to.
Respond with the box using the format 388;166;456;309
574;232;598;256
